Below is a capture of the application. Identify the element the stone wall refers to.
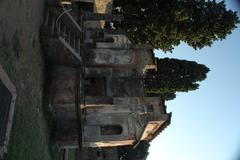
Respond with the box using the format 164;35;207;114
84;49;135;66
76;147;119;160
51;66;76;105
82;97;168;147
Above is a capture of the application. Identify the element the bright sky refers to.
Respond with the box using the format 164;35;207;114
148;1;240;160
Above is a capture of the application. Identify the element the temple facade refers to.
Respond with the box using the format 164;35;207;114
41;0;171;159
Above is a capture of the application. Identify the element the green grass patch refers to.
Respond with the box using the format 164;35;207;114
0;30;59;160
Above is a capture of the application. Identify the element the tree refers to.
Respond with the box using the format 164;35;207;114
143;58;210;100
113;0;239;52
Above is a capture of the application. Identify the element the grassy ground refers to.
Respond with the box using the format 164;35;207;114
1;31;49;160
0;0;61;159
0;26;59;160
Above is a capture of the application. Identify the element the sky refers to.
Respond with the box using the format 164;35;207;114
148;1;240;160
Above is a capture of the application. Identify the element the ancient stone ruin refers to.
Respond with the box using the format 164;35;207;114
41;0;171;159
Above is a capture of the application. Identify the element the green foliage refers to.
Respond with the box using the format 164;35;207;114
113;0;239;52
143;58;210;100
146;92;176;101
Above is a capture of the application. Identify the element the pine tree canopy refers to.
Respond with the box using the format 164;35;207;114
113;0;239;52
143;58;210;100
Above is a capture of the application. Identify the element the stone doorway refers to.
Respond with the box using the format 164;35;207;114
84;77;107;96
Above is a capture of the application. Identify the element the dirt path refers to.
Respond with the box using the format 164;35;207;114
0;0;57;160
